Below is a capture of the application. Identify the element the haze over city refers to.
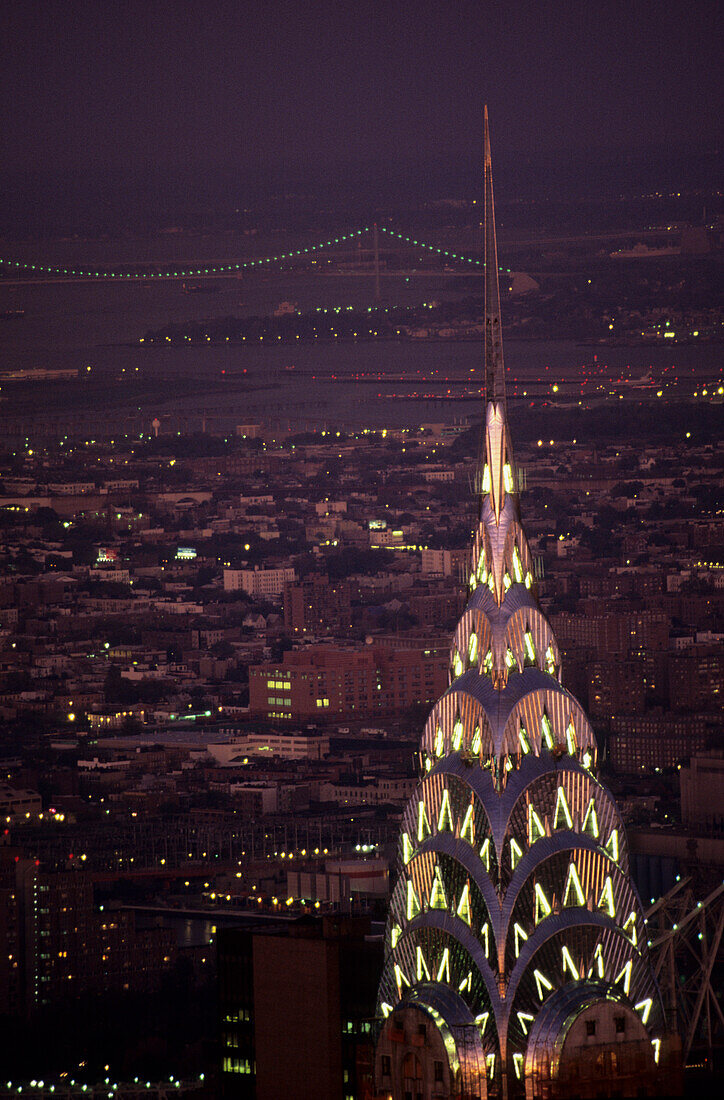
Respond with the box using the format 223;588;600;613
0;3;721;1099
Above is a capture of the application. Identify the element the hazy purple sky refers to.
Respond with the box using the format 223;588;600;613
2;0;721;174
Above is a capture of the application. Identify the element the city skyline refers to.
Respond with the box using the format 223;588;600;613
0;8;721;1093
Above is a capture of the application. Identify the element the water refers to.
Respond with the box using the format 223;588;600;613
133;909;293;947
1;249;720;432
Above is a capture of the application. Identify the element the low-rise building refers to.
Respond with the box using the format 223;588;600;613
208;731;330;762
224;566;296;599
248;643;448;720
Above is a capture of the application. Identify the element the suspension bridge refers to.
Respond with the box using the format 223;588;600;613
0;225;509;282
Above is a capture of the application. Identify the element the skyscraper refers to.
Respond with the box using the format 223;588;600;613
373;111;676;1100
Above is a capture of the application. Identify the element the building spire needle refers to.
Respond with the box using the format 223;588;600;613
484;106;505;411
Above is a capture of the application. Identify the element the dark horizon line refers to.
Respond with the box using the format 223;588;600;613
1;135;720;177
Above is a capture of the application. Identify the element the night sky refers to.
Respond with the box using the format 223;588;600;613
2;0;721;176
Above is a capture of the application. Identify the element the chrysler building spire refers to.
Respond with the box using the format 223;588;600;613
373;112;670;1100
484;105;506;411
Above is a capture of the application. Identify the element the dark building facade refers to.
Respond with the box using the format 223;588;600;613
0;852;176;1016
218;915;382;1099
284;575;353;636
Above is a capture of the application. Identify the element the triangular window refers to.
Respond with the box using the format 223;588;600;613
429;865;448;910
437;789;453;832
514;922;528;957
534;882;552;924
417;800;431;843
436;947;450;984
394;964;410;992
582;798;599;838
553;786;573;830
456;883;472;926
588;943;604;980
597;876;616;919
562;862;586;907
460;803;475;846
614;959;632;996
527;803;545;845
406;880;420;921
541;712;554;750
566;720;577;756
534;969;553;1001
468;632;478;664
562;945;579;980
512;545;523;582
604;829;619;862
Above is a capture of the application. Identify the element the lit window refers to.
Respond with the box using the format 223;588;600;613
566;720;577;756
456;883;472;926
406;880;421;921
417;800;431;843
437;789;453;832
598;876;616;919
553;786;573;830
582;798;599;838
460;804;475;845
534;969;553;1001
563;862;586;907
429;865;448;909
534;882;552;924
416;945;430;981
605;829;620;862
528;803;545;844
512;546;523;582
562;945;579;979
